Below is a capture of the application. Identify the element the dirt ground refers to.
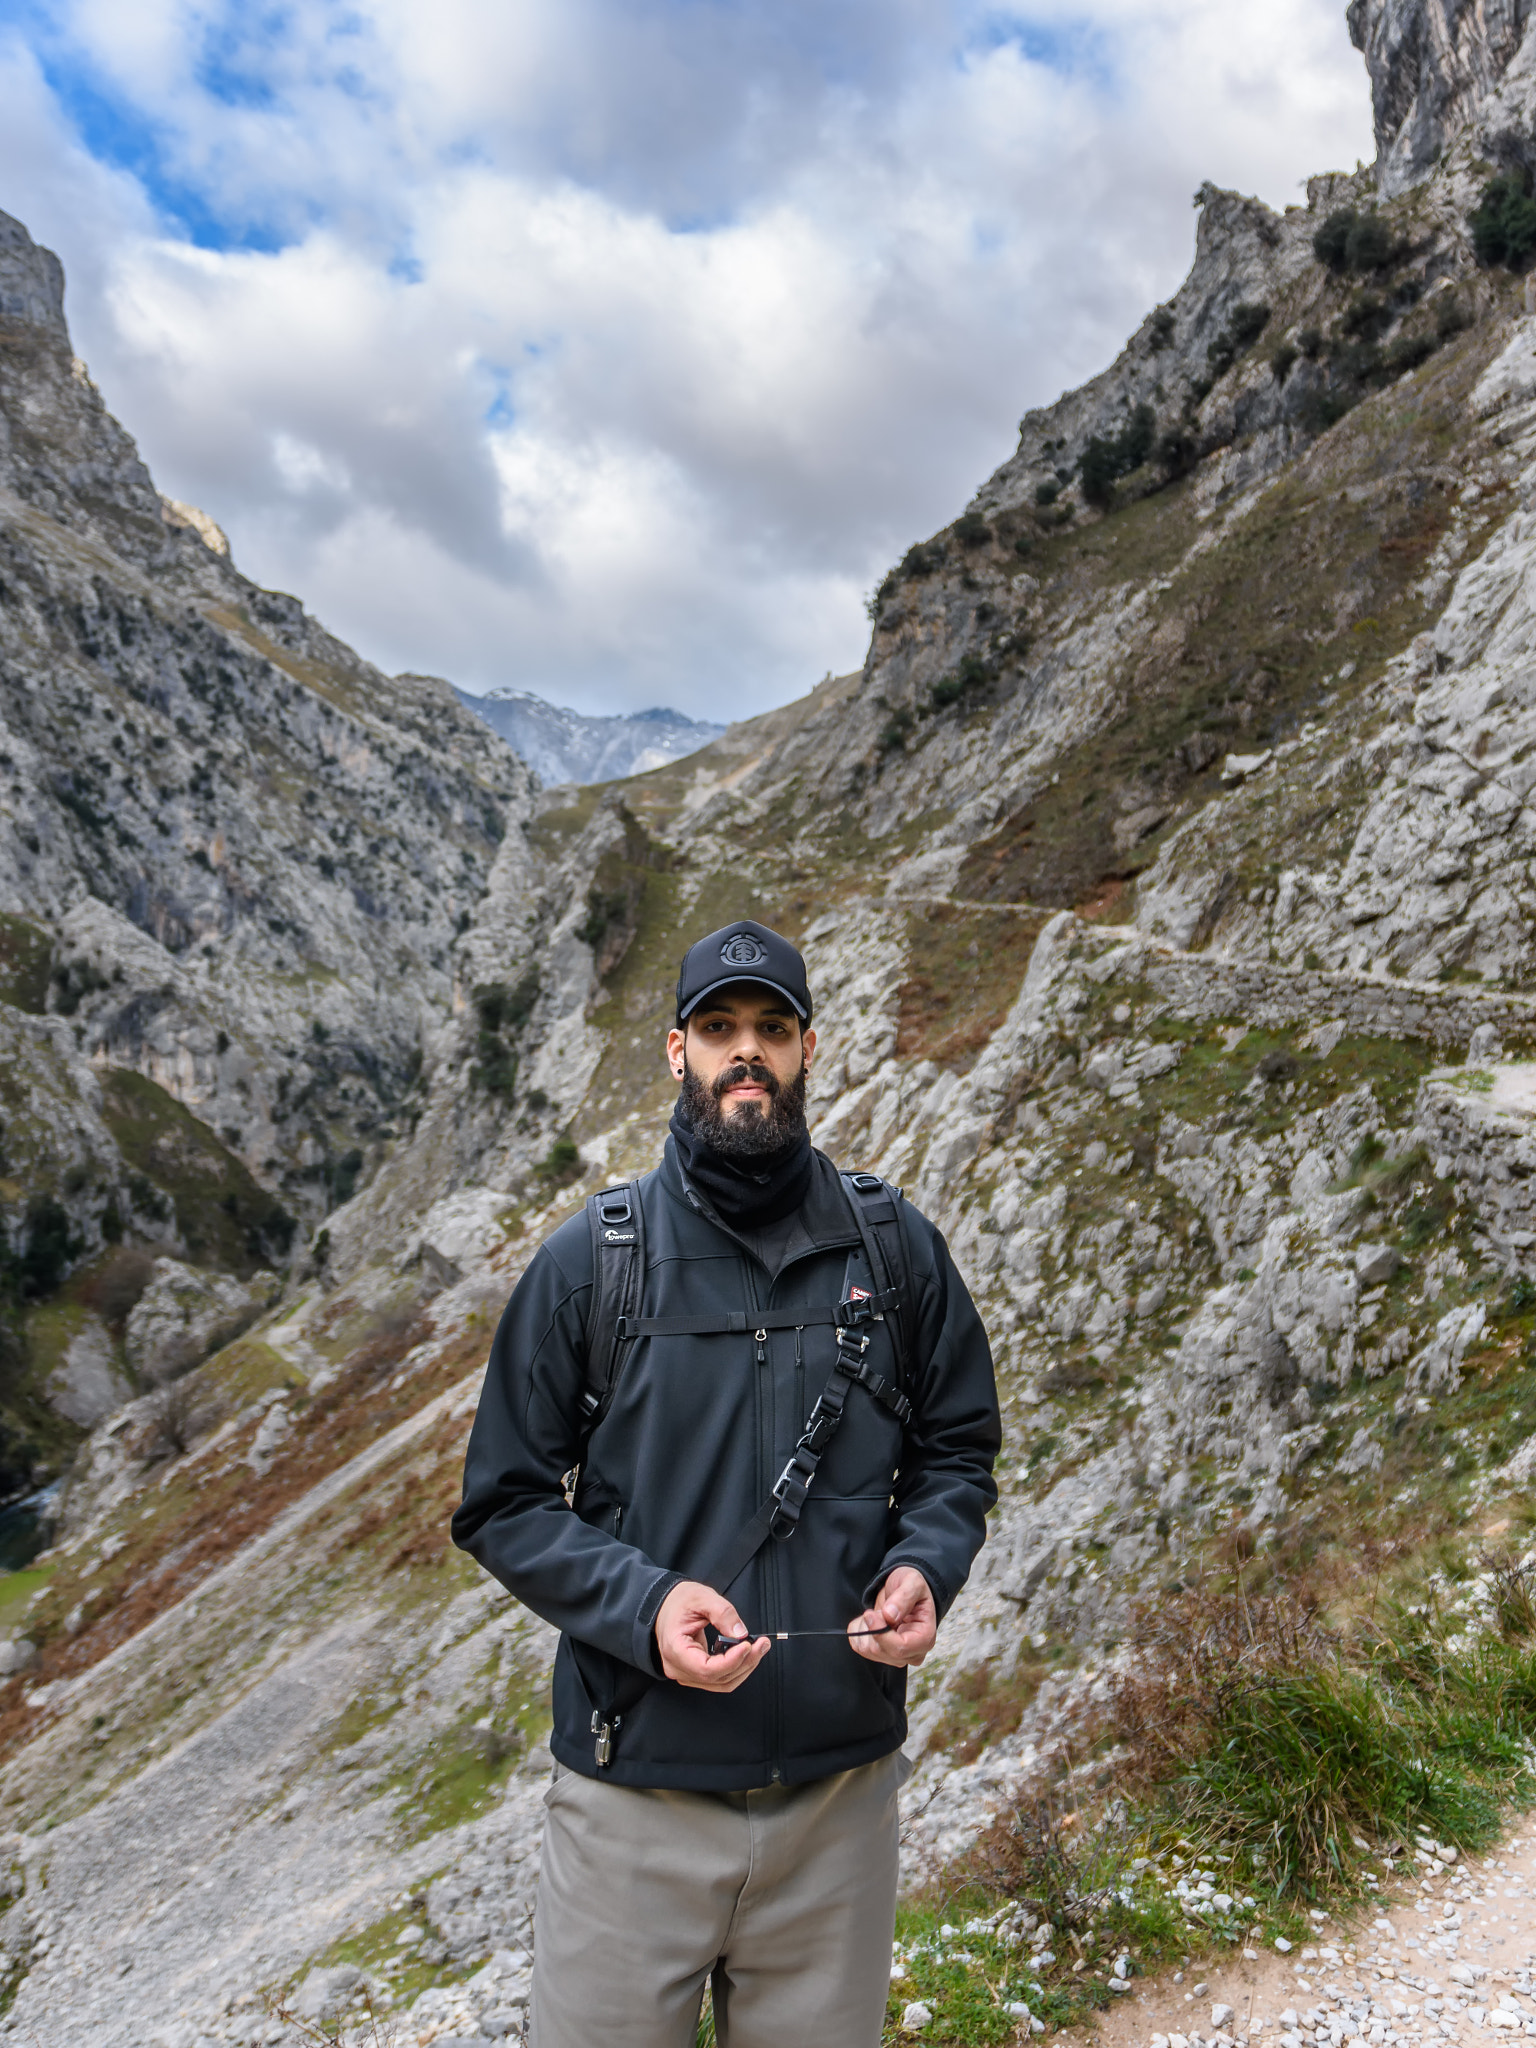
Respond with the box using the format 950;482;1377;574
1056;1827;1536;2048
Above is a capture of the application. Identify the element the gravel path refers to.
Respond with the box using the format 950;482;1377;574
1077;1830;1536;2048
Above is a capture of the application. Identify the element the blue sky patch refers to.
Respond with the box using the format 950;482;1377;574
969;11;1117;92
39;54;295;252
194;13;284;112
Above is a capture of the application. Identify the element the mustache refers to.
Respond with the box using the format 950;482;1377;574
712;1061;781;1102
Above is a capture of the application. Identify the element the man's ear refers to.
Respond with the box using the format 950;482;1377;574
666;1025;686;1079
802;1026;817;1072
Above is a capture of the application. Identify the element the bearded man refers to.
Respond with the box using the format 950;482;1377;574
453;918;999;2048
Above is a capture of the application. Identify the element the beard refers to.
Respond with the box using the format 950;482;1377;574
680;1055;808;1160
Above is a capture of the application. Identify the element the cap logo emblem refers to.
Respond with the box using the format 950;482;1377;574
720;932;767;966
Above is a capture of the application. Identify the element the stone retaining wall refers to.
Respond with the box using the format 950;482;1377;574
1136;945;1536;1049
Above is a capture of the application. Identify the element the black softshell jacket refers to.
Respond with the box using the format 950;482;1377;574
452;1141;1000;1790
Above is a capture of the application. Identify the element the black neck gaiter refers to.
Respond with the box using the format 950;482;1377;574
669;1095;813;1227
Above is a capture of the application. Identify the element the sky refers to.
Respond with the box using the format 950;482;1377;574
0;1;1377;721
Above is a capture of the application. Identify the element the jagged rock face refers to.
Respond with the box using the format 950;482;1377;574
978;186;1315;519
1349;0;1535;193
0;213;63;331
0;207;545;1465
1127;315;1536;988
0;209;538;1260
0;213;169;564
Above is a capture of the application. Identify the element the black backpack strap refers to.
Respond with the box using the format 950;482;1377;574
574;1178;649;1767
580;1182;646;1439
840;1170;915;1388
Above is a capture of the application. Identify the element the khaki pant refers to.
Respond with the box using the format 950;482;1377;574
530;1752;908;2048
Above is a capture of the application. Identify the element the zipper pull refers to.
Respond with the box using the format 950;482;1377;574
755;1327;767;1367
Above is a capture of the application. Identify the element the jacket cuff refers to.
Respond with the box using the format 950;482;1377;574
864;1556;953;1623
634;1570;684;1673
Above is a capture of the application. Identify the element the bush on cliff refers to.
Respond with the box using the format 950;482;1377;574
1313;207;1398;274
1469;172;1536;269
1079;402;1156;508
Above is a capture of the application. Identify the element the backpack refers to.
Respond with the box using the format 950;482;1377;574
579;1169;915;1439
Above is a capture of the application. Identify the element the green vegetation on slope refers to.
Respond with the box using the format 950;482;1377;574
99;1069;295;1274
0;918;51;1016
885;1564;1536;2045
960;295;1514;911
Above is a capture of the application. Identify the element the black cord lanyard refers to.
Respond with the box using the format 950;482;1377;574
704;1622;895;1654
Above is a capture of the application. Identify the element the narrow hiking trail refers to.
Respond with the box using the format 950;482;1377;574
1072;1828;1536;2048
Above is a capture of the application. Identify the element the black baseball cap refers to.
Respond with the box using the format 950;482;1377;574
675;919;813;1025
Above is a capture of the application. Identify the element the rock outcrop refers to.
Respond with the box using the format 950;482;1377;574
1350;0;1536;192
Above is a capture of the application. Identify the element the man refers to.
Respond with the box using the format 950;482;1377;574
453;918;999;2048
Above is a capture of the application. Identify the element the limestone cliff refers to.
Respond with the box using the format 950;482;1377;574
1350;0;1536;192
0;207;536;1479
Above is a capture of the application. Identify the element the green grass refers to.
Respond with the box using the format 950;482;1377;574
0;1567;49;1629
99;1069;295;1274
888;1907;1031;2044
1170;1658;1511;1890
376;1638;552;1847
290;1893;452;2020
387;1724;525;1845
0;916;51;1016
1133;1018;1444;1135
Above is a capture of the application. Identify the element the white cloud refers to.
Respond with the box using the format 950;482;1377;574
0;2;1377;718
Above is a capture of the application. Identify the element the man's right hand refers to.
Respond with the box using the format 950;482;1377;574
656;1581;770;1692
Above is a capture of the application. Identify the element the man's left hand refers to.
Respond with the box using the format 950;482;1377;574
848;1566;936;1668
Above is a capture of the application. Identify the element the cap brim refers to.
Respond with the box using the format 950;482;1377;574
678;975;808;1022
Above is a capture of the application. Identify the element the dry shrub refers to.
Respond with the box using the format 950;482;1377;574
968;1793;1136;1931
929;1655;1048;1764
1478;1549;1536;1641
335;1409;468;1571
77;1245;160;1331
308;1309;435;1417
138;1375;225;1464
1109;1569;1336;1788
262;1986;396;2047
0;1320;489;1766
1040;1356;1112;1395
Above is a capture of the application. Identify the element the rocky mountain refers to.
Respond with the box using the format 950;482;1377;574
0;205;535;1483
12;3;1536;2040
452;686;725;787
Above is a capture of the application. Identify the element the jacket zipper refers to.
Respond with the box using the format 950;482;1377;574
743;1262;785;1786
677;1173;860;1787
